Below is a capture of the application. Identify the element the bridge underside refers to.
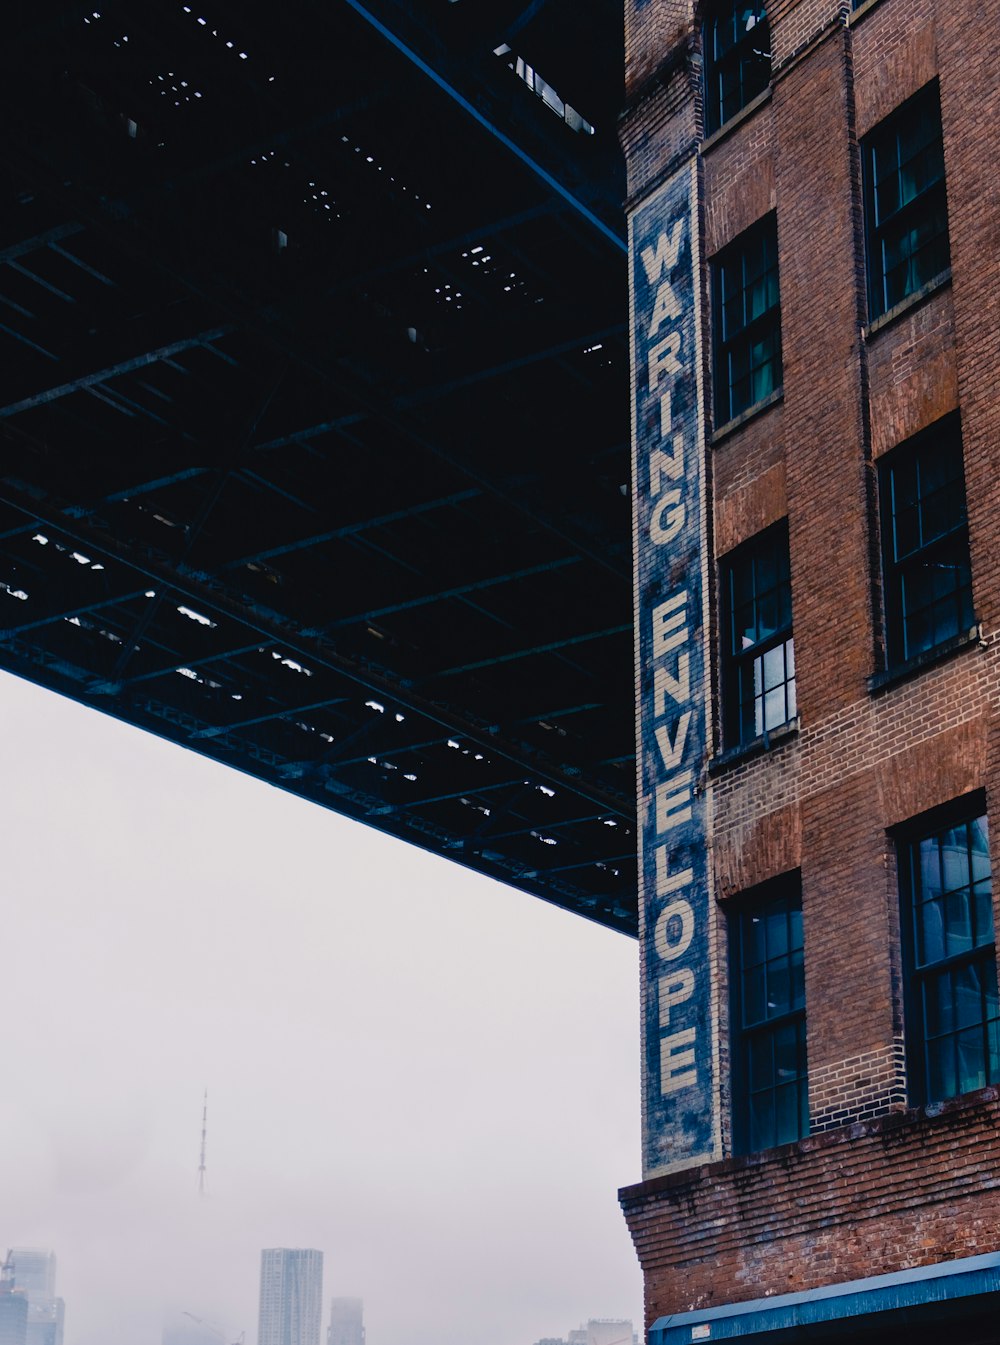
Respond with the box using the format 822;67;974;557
0;0;636;933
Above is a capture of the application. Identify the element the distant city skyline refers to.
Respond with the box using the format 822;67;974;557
0;1230;635;1345
0;672;641;1345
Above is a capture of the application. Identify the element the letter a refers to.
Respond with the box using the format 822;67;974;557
648;280;682;337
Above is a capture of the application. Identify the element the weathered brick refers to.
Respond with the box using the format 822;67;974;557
622;0;1000;1330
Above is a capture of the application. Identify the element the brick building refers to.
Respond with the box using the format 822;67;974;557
620;0;1000;1341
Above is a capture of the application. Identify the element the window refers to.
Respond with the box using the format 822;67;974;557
879;417;973;668
721;521;795;748
900;806;1000;1104
712;214;782;425
730;876;808;1152
703;2;771;135
862;82;950;320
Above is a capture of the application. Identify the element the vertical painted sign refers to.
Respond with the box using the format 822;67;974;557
629;158;719;1176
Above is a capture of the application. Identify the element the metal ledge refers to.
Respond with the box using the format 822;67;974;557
651;1251;1000;1344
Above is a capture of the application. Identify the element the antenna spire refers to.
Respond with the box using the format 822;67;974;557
198;1089;208;1198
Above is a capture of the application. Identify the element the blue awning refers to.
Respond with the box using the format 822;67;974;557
650;1250;1000;1343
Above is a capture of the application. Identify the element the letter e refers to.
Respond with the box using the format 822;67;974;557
660;1028;697;1095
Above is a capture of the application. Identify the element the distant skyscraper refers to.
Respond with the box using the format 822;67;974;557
258;1250;323;1345
0;1293;27;1345
4;1257;51;1307
7;1252;61;1345
327;1298;363;1345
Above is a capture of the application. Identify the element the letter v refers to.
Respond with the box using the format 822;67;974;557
655;711;691;773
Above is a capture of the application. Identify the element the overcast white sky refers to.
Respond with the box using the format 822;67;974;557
0;670;642;1345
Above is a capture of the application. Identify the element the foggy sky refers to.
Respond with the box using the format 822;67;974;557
0;671;642;1345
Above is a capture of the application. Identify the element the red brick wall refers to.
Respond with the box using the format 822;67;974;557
866;288;958;456
622;1090;1000;1324
852;2;937;136
622;0;1000;1329
625;2;693;104
702;102;775;253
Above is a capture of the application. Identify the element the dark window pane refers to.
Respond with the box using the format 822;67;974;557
973;885;993;951
920;836;943;900
744;910;767;966
767;961;790;1016
748;1091;771;1152
881;418;972;669
926;1034;956;1101
773;1082;799;1147
748;1029;772;1089
923;968;954;1040
713;215;782;423
863;83;950;319
732;880;807;1153
954;961;985;1028
722;523;793;748
956;1026;987;1095
790;946;805;1010
944;889;973;957
918;897;945;966
743;963;768;1026
971;818;992;883
704;2;770;134
903;809;1000;1105
766;903;789;957
989;1018;1000;1082
773;1021;801;1079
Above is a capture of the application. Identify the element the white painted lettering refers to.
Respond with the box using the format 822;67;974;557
648;333;683;391
660;1027;697;1095
647;279;682;337
650;489;685;545
650;434;684;491
654;711;691;774
651;592;687;658
654;653;691;717
640;219;686;285
658;968;695;1028
656;772;693;833
654;897;695;962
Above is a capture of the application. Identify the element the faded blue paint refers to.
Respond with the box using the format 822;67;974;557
630;159;717;1175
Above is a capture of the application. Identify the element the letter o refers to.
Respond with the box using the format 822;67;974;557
654;898;695;962
650;490;685;545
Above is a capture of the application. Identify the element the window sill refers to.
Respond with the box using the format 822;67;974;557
923;1081;1000;1118
864;268;952;341
709;716;799;776
702;87;772;155
868;623;982;695
711;387;783;446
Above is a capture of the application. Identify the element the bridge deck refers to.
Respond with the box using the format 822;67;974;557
0;0;636;933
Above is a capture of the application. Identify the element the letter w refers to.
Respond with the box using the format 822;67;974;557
641;219;685;285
